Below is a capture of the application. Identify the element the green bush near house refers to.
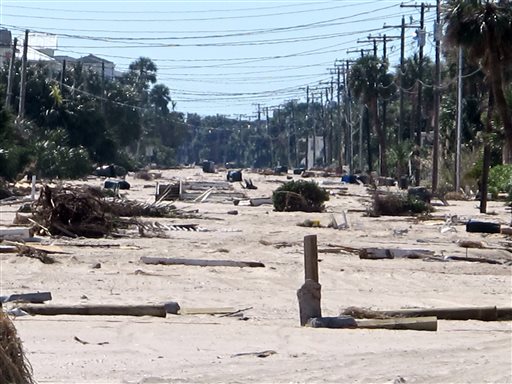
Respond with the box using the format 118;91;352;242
272;180;329;212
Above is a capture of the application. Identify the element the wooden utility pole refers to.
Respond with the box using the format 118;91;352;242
5;37;17;108
59;59;66;90
431;0;442;192
18;30;29;119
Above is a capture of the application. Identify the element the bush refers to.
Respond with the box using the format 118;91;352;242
0;145;33;180
272;180;329;212
370;192;432;216
488;164;512;199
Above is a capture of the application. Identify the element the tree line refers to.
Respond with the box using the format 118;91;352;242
0;0;510;198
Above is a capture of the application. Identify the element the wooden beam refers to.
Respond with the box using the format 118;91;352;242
140;257;265;268
306;316;437;331
18;304;167;317
355;316;437;331
342;306;501;321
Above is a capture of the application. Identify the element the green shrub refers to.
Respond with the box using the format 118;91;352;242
488;164;512;199
272;180;329;212
0;145;33;180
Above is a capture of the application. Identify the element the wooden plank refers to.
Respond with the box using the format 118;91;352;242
5;241;68;254
0;226;31;240
355;316;437;331
304;235;319;282
0;291;52;303
140;256;265;268
0;245;17;253
179;307;236;315
18;304;166;317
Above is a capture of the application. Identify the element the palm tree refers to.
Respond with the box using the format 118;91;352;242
149;84;173;115
349;55;396;176
444;0;512;162
128;57;158;91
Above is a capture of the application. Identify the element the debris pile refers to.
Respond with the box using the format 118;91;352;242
31;185;196;238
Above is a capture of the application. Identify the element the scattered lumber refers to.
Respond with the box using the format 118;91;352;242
140;256;265;268
18;304;167;317
306;316;437;331
359;247;434;260
0;292;52;304
341;305;509;321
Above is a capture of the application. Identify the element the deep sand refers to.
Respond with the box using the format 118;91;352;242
1;168;511;384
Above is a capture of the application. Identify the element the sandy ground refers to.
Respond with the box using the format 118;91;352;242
0;168;511;384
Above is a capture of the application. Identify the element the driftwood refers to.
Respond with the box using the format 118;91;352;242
140;256;265;268
341;306;511;321
359;248;434;260
18;304;166;317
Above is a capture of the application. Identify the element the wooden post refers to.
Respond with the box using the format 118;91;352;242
304;235;319;283
298;235;321;326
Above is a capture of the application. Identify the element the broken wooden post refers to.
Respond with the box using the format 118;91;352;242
18;304;167;317
304;235;319;283
297;235;321;326
297;279;322;326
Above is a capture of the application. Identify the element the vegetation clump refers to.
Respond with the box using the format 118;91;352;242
488;165;512;201
0;310;35;384
370;192;433;217
272;180;329;212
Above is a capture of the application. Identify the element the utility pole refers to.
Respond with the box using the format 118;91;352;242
101;61;105;113
365;34;400;175
431;0;442;193
385;17;420;143
60;59;66;90
265;106;273;168
18;30;29;120
333;62;343;170
401;2;433;185
5;37;17;108
455;47;463;192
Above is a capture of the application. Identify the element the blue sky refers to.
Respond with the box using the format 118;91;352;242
0;1;437;118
